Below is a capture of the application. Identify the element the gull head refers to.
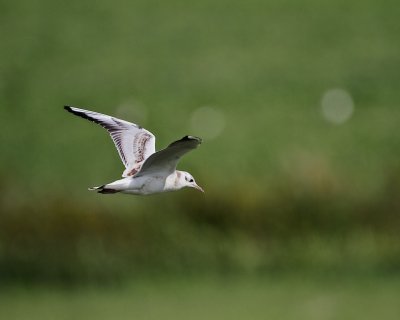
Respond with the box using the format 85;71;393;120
180;171;204;193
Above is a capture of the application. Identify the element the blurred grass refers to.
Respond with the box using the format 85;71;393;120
1;0;400;285
1;276;400;320
1;185;399;283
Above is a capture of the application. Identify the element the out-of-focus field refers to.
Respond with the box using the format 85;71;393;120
2;276;400;320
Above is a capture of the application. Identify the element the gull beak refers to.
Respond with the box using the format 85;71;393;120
193;183;204;193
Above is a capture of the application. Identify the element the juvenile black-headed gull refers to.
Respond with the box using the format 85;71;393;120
65;106;204;195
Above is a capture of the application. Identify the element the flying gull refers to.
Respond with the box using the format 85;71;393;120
64;106;204;195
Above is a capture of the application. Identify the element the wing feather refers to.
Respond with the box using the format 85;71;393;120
65;106;155;176
134;136;202;178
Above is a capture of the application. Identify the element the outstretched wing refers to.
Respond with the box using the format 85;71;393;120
134;136;202;178
65;106;155;177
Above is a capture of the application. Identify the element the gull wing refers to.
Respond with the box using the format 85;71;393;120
64;106;155;177
134;136;202;178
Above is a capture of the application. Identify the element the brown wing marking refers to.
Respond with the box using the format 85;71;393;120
126;132;153;176
134;133;152;163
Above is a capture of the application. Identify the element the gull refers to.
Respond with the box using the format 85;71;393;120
64;106;204;195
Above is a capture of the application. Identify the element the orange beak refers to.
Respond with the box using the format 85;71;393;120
193;183;204;193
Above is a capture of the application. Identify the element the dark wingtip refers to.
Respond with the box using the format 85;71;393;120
168;135;202;148
166;135;202;148
183;135;202;143
64;105;78;114
64;106;88;118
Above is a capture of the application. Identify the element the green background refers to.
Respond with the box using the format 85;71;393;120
1;0;399;318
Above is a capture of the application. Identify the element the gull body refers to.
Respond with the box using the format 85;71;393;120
64;106;203;195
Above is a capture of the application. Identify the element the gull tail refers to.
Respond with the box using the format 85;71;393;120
88;185;119;194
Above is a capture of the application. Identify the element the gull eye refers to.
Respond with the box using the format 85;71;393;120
189;179;194;183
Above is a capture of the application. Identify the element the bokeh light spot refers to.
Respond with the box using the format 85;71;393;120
190;106;225;140
116;100;148;125
321;89;354;124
